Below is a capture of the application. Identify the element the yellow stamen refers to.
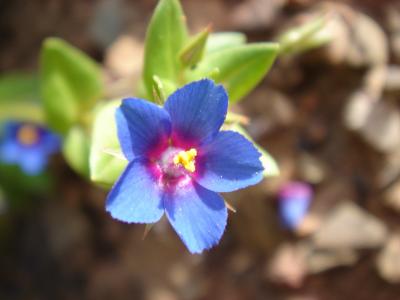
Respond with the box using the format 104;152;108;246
17;125;39;146
173;148;197;172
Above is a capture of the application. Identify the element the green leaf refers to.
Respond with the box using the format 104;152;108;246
63;126;90;177
206;32;246;54
179;26;210;68
152;75;167;103
0;163;51;210
142;0;188;99
89;100;128;188
187;43;279;102
136;79;149;99
0;73;44;123
40;38;103;134
258;147;280;177
277;16;330;55
0;102;44;124
227;123;279;177
41;72;79;133
0;73;40;103
156;76;178;100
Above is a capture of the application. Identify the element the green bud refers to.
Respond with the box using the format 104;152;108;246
179;26;211;68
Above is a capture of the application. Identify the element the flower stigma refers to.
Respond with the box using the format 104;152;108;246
17;125;39;146
173;148;197;173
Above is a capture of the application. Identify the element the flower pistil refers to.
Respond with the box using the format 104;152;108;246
173;148;197;173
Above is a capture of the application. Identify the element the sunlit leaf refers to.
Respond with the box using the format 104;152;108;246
89;100;127;188
187;43;279;102
206;32;246;54
63;126;91;177
179;26;210;68
41;72;79;133
142;0;188;100
152;75;167;103
40;38;103;134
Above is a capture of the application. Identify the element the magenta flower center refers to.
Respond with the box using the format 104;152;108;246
158;147;197;177
152;146;198;189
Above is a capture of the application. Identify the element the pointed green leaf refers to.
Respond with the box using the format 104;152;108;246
206;67;220;81
143;0;188;99
227;123;279;177
179;26;210;68
151;75;178;103
89;100;128;188
40;38;103;134
156;76;177;100
152;75;167;103
63;126;91;177
277;16;330;55
206;32;246;54
187;43;279;102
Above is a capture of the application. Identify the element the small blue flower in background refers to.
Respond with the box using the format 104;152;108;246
0;121;61;175
278;181;312;230
107;79;264;254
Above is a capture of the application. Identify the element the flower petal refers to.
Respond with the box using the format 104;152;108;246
195;130;264;192
40;130;61;154
0;140;20;163
106;158;164;223
116;98;171;160
164;181;227;254
20;150;47;175
164;79;228;146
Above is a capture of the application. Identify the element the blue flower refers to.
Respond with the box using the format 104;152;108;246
0;121;61;175
278;181;312;229
107;79;264;253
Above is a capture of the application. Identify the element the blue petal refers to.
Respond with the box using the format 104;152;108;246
164;79;228;145
195;131;264;193
2;121;19;139
106;158;164;223
20;150;47;175
116;98;171;160
0;140;20;163
41;130;61;154
164;181;227;254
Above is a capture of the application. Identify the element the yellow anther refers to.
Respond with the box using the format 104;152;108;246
173;148;197;172
17;125;39;146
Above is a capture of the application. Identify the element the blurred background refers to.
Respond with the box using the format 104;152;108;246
1;0;400;299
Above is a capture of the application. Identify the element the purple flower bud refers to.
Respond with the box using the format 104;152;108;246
278;181;312;229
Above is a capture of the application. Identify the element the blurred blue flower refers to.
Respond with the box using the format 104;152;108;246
0;121;61;175
107;79;264;253
278;181;312;229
